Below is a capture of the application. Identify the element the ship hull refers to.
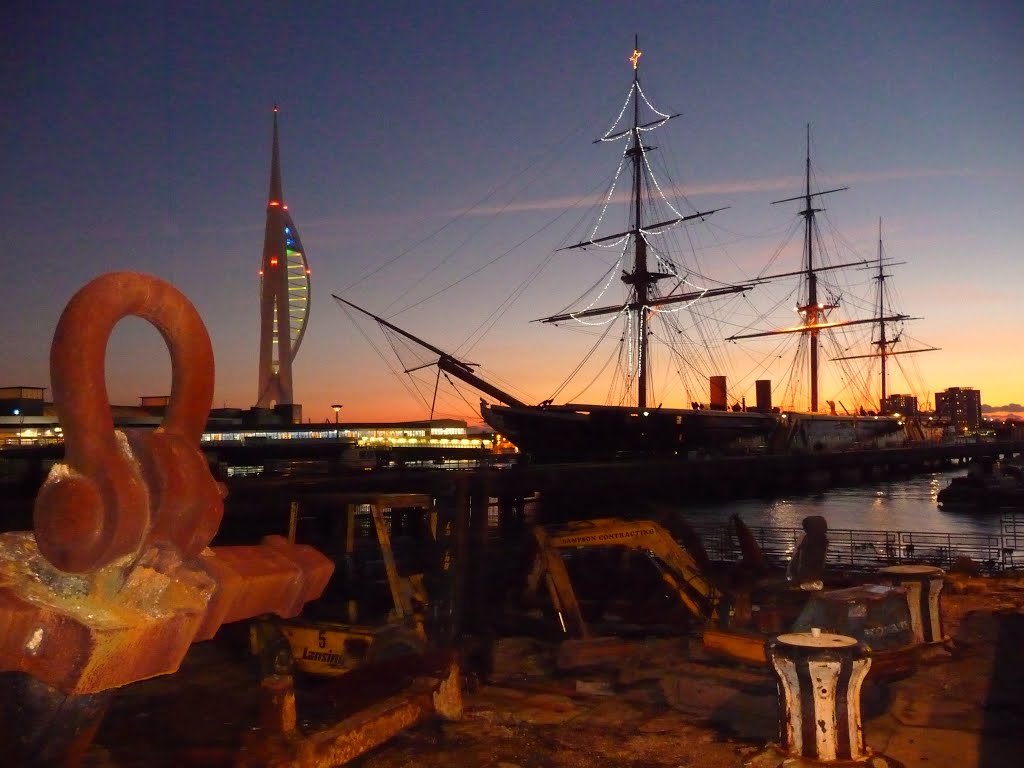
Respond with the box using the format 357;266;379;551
483;403;908;462
481;402;779;462
778;412;906;453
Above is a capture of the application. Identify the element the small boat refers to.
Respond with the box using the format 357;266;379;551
937;461;1024;511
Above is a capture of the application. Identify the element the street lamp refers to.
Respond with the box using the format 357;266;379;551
331;404;343;425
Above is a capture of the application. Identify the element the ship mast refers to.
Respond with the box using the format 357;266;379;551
831;218;940;412
629;41;651;408
876;220;889;406
335;44;753;418
536;40;743;410
773;126;847;413
726;128;925;413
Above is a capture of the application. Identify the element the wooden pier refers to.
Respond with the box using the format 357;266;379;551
213;438;1024;511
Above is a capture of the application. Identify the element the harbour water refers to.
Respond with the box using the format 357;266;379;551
670;467;1023;570
684;468;999;534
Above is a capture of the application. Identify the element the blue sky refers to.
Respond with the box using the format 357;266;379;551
2;1;1022;423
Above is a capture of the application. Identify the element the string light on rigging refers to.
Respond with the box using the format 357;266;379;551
584;150;630;246
598;82;672;143
600;85;638;142
635;83;673;126
569;243;628;325
625;311;634;372
639;142;687;223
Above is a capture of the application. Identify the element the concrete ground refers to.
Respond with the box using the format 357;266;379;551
82;573;1024;768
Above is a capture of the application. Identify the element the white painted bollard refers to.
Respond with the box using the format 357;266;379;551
747;631;903;767
878;565;946;644
769;631;871;761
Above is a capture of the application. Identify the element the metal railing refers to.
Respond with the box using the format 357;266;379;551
692;516;1022;572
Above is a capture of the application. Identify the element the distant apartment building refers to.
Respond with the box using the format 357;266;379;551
0;386;46;417
883;394;918;416
934;387;982;431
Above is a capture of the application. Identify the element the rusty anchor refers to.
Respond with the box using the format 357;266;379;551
0;272;333;762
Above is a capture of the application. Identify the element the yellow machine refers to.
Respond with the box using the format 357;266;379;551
250;492;439;677
243;492;465;767
524;517;920;677
526;518;723;632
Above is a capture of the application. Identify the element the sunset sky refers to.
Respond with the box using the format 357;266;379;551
3;1;1022;425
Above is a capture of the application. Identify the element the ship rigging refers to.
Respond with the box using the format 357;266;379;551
831;219;940;409
726;127;936;415
333;45;938;460
333;43;779;461
532;39;748;410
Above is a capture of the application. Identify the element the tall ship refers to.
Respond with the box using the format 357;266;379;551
338;42;778;461
335;44;936;462
726;128;938;453
476;41;793;460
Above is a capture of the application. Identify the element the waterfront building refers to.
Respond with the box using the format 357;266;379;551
0;406;498;487
198;418;485;448
0;387;46;418
255;107;311;420
883;393;918;416
0;389;493;454
935;387;982;432
0;391;167;447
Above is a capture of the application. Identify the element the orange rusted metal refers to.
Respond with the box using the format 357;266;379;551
0;271;333;696
239;652;463;768
34;272;220;572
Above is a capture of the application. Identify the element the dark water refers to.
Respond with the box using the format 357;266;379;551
681;468;1021;541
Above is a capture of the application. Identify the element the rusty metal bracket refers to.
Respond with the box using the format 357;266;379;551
34;272;220;572
0;272;333;697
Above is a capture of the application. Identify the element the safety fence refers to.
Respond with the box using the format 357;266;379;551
691;514;1024;572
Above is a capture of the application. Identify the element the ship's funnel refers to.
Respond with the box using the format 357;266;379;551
710;376;727;411
755;379;772;413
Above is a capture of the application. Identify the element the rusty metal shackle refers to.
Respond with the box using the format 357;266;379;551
34;272;221;573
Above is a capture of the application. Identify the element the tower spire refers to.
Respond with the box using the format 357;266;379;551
256;106;312;416
269;104;283;205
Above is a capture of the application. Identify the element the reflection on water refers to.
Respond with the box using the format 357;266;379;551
680;469;1018;537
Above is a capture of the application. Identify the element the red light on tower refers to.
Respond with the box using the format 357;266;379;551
270;256;278;266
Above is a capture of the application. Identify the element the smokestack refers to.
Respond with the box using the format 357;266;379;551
756;379;772;413
710;376;727;411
